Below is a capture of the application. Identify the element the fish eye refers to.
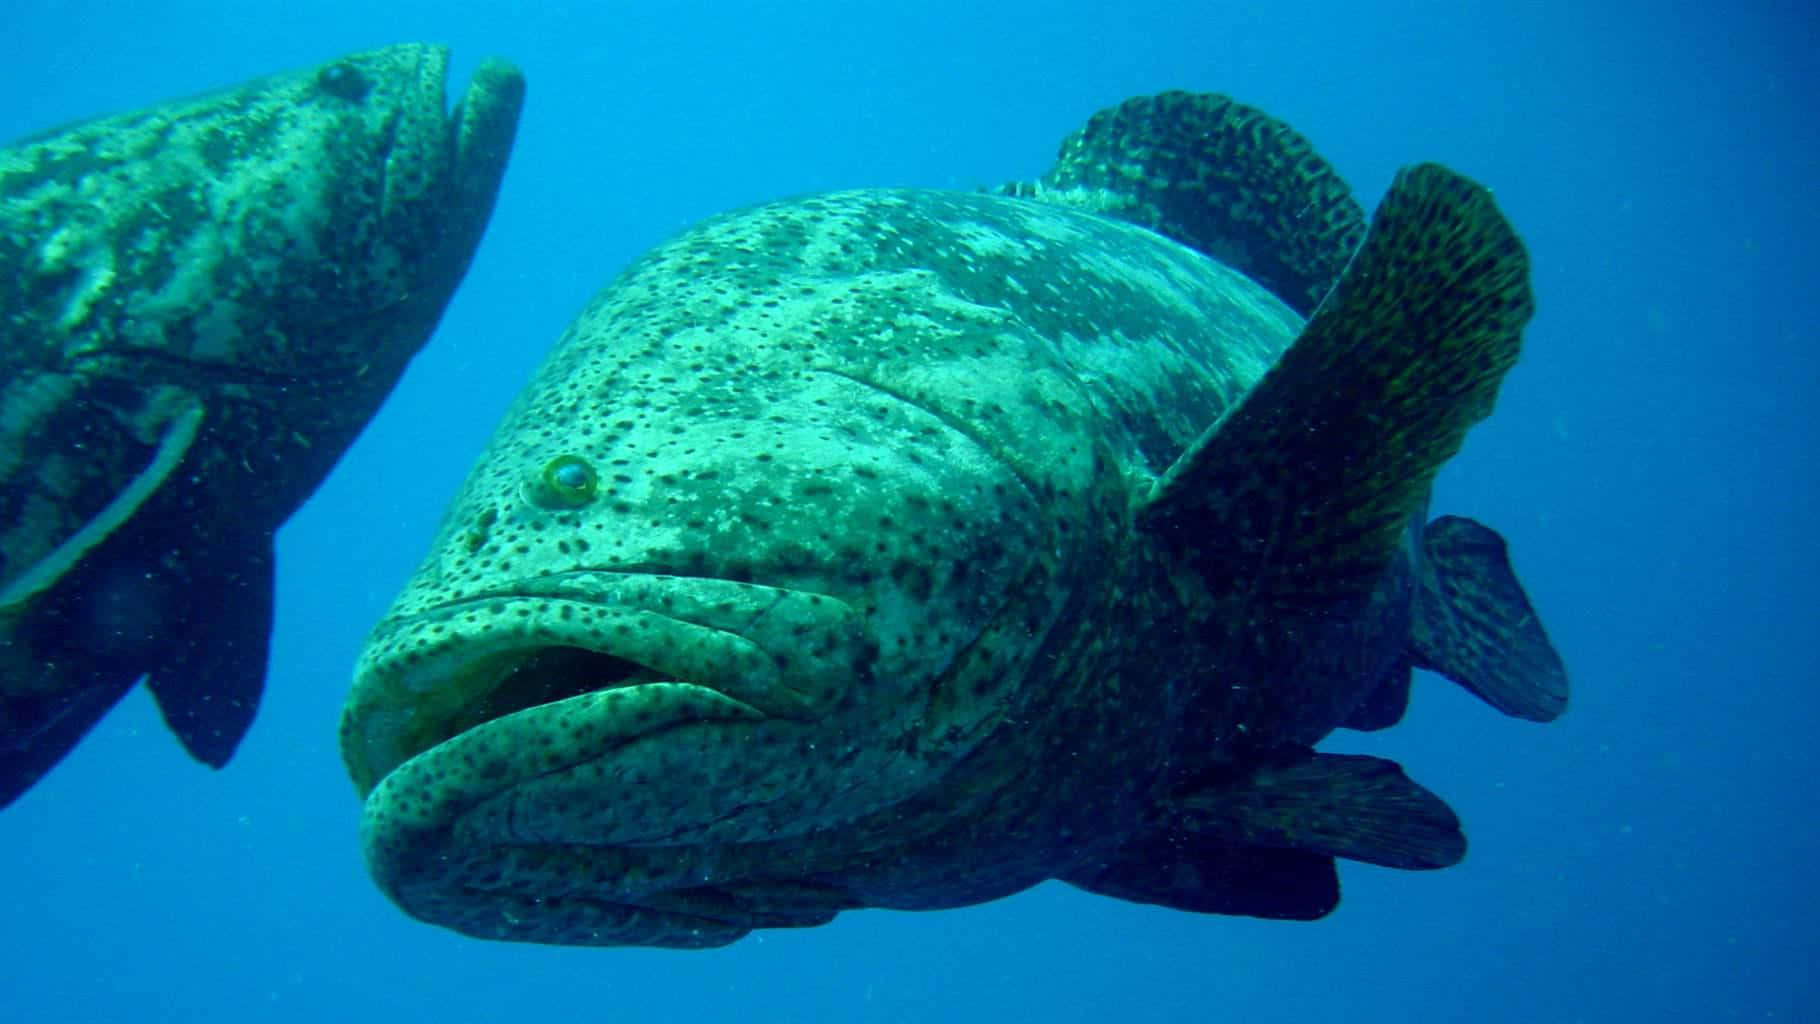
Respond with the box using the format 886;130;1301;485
316;62;371;103
528;455;598;509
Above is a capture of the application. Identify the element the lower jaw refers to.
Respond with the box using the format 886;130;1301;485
372;838;859;948
356;683;865;946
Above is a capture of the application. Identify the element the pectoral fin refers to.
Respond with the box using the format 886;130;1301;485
0;393;204;613
1138;164;1534;616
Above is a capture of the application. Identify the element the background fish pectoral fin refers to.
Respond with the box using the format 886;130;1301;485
143;534;275;768
0;392;204;613
1413;514;1570;721
0;672;140;809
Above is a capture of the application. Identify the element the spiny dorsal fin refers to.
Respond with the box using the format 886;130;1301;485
1001;91;1365;315
1139;163;1534;614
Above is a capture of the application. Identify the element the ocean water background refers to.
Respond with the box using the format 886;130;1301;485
2;1;1812;1020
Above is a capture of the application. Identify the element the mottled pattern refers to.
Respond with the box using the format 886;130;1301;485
342;114;1561;948
0;44;524;806
1002;91;1366;316
343;189;1297;945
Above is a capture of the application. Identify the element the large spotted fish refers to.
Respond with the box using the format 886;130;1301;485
0;44;524;808
341;92;1568;947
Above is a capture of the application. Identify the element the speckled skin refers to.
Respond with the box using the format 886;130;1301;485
339;186;1430;947
0;44;524;806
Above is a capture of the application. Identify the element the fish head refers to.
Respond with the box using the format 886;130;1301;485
1;44;525;612
150;41;525;383
339;195;1097;946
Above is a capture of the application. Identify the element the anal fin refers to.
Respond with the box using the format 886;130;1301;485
1063;836;1339;921
144;534;275;767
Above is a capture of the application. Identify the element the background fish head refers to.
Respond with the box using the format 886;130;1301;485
1;43;527;599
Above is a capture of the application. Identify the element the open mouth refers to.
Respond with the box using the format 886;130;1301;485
340;573;865;799
340;573;868;946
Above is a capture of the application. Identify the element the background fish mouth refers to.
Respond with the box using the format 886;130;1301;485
340;572;866;797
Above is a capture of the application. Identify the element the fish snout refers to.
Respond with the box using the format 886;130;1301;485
340;573;865;797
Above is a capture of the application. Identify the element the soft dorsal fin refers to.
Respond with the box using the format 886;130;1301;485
1001;91;1365;315
1414;515;1569;721
1138;164;1534;614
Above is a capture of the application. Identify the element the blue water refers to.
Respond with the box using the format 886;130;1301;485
3;2;1814;1021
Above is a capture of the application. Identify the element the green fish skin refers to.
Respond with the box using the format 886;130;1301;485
341;92;1567;948
0;44;525;808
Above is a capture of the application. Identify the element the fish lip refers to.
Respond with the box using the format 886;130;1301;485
341;571;865;796
375;44;452;226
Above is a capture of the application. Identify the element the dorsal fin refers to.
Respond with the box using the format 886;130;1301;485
1138;164;1534;614
1414;515;1569;721
1001;91;1365;315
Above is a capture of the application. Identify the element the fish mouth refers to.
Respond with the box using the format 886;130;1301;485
376;42;524;249
342;571;866;797
340;571;869;947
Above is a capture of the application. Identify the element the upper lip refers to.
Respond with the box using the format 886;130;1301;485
341;571;865;795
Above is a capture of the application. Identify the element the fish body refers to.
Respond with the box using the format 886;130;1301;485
0;44;525;806
342;93;1567;947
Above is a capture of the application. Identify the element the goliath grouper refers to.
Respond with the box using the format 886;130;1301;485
341;92;1568;947
0;45;524;807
